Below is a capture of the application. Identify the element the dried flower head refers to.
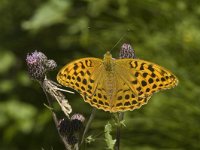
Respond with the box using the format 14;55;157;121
70;113;85;132
71;119;84;131
43;78;73;118
58;118;72;135
67;134;78;145
71;114;85;123
119;43;136;59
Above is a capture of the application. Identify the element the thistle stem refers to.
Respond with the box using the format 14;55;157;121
80;108;97;145
115;112;124;150
40;81;72;150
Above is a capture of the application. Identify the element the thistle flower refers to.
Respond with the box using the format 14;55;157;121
67;134;78;145
58;118;72;135
70;114;85;132
26;51;47;80
26;51;57;81
71;114;85;122
58;114;85;145
58;114;85;137
26;51;74;149
119;43;136;59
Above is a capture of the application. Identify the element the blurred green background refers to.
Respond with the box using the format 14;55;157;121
0;0;200;149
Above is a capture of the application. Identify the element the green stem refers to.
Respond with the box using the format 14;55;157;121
40;81;72;150
114;112;124;150
80;108;97;146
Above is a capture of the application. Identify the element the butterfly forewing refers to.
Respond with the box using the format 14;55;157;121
57;58;103;97
115;59;178;96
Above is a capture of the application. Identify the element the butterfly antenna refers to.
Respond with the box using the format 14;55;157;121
87;26;107;53
110;29;130;52
97;40;107;53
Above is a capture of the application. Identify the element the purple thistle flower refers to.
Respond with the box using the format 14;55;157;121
71;113;85;123
26;51;47;81
119;43;136;59
26;51;57;81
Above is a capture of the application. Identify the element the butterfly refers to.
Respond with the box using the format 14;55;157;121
57;51;178;112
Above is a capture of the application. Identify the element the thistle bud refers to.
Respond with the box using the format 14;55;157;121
119;43;136;59
45;59;57;71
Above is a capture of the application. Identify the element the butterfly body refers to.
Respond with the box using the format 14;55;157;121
57;51;178;112
103;51;115;71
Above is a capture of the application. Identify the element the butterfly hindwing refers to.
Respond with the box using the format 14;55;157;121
84;72;111;111
84;66;152;112
110;76;151;112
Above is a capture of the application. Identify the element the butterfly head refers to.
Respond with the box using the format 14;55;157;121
104;51;112;60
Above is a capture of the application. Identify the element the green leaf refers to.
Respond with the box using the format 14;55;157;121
22;0;71;31
85;135;95;144
104;122;116;150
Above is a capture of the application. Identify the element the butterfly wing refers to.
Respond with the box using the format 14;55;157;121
110;75;152;112
115;58;178;97
57;57;103;98
105;58;178;112
83;72;113;112
82;68;139;112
